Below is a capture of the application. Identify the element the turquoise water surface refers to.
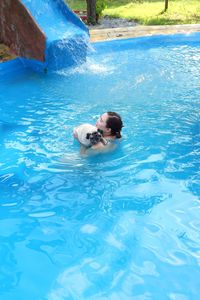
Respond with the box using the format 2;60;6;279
0;35;200;300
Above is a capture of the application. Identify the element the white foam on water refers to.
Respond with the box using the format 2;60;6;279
29;211;56;218
55;57;115;76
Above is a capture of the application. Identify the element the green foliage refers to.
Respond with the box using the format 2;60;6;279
96;0;107;17
65;0;86;11
65;0;200;25
104;0;200;25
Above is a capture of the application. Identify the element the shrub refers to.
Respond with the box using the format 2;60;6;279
96;0;106;21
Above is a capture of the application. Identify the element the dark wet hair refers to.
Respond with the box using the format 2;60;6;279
106;112;123;138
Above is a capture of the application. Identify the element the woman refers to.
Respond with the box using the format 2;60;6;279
74;111;123;155
80;111;123;155
96;111;123;140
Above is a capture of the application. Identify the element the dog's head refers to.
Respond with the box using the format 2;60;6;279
86;129;103;146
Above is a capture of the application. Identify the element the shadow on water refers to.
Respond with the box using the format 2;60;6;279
0;120;27;139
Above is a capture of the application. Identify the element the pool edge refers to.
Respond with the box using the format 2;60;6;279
90;23;200;42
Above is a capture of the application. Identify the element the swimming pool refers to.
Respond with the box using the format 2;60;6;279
0;34;200;300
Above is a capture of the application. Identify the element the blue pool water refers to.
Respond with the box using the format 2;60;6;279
0;34;200;300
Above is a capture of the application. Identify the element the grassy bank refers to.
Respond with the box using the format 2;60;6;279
66;0;200;25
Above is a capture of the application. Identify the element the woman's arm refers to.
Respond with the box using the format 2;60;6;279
80;141;116;156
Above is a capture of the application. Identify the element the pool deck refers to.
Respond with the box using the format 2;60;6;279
90;24;200;42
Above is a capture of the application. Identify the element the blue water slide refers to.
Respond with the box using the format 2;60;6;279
20;0;89;71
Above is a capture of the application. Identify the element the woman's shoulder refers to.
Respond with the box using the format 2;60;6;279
82;140;115;156
80;136;122;156
91;140;112;150
106;137;121;145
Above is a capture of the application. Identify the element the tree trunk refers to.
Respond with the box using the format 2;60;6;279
86;0;97;25
164;0;168;12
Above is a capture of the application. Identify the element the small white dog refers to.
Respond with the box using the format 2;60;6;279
73;123;107;148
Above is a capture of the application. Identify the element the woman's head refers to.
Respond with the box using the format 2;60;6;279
96;112;123;138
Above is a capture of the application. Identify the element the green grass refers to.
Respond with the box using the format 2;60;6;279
66;0;200;25
66;0;86;11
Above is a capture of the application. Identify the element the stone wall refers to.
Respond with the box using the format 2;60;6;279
0;0;46;61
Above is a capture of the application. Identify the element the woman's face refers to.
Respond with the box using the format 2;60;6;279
96;113;111;135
